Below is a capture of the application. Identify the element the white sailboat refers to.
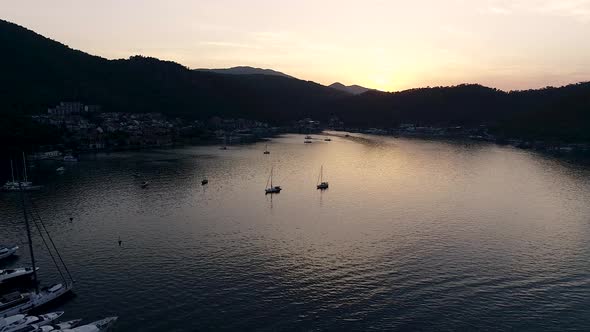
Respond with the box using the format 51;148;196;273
0;190;74;318
263;144;270;154
316;165;329;190
265;167;282;194
0;267;38;285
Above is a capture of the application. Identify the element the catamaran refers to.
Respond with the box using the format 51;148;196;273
316;165;329;190
0;246;18;261
0;267;38;285
265;167;282;194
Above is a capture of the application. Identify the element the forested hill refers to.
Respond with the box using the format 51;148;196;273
1;19;589;141
0;19;348;122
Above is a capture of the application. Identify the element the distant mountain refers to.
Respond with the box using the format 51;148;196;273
329;82;371;95
1;18;589;145
195;66;293;79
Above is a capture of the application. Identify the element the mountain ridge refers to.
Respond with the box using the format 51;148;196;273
1;19;590;143
194;66;294;79
329;82;372;95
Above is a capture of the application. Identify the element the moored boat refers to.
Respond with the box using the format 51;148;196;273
265;167;282;194
0;267;38;285
0;311;63;332
0;246;18;261
316;165;329;190
0;284;73;318
56;317;117;332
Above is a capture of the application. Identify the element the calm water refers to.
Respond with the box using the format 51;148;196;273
1;133;590;331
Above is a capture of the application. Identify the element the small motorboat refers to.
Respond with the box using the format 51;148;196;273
63;155;78;162
304;140;312;144
55;167;65;173
201;179;208;185
0;267;38;285
344;134;350;137
324;138;332;141
305;135;312;139
0;245;18;260
140;181;149;188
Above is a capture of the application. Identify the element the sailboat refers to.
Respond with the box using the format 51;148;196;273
263;144;270;154
0;267;38;286
2;155;41;192
265;167;282;194
0;187;74;318
219;134;228;150
316;165;329;190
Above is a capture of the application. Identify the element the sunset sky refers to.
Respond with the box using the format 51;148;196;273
3;0;590;91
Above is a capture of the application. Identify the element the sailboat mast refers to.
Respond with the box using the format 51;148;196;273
10;160;15;183
19;184;39;294
22;152;28;183
270;167;273;187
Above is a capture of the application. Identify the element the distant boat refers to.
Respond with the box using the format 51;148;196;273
316;165;329;190
0;245;18;260
201;179;208;185
2;155;41;192
265;167;282;194
263;144;270;154
305;135;313;139
324;138;332;141
304;140;312;144
0;267;38;285
345;134;350;137
141;181;149;188
63;155;78;162
56;167;65;173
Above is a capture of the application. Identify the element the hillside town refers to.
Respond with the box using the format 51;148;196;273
30;102;279;155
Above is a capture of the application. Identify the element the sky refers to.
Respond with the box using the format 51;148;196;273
3;0;590;91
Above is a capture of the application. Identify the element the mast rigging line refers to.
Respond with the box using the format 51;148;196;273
27;196;75;284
